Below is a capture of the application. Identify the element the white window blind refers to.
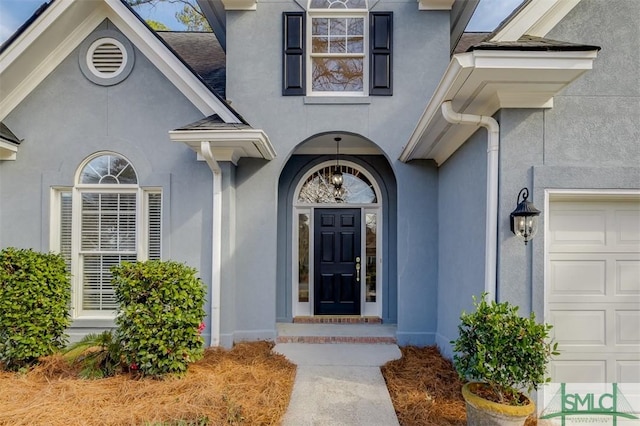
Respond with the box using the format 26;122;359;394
148;192;162;260
59;191;73;270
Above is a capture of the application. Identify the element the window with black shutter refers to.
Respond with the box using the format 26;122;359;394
283;1;392;97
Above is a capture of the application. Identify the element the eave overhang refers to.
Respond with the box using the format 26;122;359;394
0;140;19;160
169;129;276;165
221;0;257;11
418;0;455;10
399;48;599;165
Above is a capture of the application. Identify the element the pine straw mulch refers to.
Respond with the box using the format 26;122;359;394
381;345;537;426
0;341;296;426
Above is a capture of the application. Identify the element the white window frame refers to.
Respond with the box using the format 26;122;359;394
50;152;162;320
292;160;382;317
306;9;369;96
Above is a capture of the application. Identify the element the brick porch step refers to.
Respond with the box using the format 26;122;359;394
276;322;397;344
293;316;382;324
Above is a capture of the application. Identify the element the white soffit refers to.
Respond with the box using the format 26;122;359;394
0;0;239;123
221;0;257;11
0;141;18;160
169;129;277;165
418;0;455;11
491;0;581;42
399;48;598;165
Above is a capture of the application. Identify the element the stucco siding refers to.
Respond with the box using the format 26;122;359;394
224;0;449;343
496;0;640;319
436;126;487;357
0;21;215;343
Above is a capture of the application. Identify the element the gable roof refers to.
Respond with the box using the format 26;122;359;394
158;31;226;98
0;0;241;123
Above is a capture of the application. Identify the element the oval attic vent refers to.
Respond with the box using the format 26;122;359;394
86;38;128;79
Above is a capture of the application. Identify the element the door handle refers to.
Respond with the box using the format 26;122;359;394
355;257;361;282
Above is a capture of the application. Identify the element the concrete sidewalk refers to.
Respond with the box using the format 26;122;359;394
273;343;402;426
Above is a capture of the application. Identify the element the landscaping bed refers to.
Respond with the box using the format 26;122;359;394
382;345;537;426
1;342;539;425
0;341;295;426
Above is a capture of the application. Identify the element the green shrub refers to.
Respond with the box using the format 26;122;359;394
64;331;122;378
0;247;71;370
112;260;206;377
451;293;558;405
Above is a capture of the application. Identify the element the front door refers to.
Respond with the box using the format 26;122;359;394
314;208;361;315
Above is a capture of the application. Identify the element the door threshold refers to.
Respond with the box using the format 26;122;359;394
293;316;382;324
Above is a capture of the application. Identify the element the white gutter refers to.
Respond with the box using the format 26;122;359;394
441;101;499;301
200;141;222;346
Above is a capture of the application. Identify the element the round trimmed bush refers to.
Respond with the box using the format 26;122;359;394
112;260;206;377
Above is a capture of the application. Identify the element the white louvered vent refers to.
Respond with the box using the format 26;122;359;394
86;38;128;79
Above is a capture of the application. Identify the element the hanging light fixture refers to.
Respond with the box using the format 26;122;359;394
510;187;541;245
332;137;345;200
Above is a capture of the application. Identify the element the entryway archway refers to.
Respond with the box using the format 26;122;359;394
294;160;381;317
276;134;397;324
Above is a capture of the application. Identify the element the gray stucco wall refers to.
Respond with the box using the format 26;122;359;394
0;21;215;343
436;127;488;357
225;0;448;344
496;0;640;319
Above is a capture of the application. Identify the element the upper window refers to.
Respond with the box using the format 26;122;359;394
52;152;161;319
310;15;366;94
283;8;392;96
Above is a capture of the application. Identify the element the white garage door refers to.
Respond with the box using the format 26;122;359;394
547;196;640;383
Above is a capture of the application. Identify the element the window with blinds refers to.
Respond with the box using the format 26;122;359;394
54;152;162;318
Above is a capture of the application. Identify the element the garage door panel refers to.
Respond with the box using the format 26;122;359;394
550;259;605;296
618;260;640;294
616;310;640;345
616;210;640;244
617;360;640;383
550;310;606;346
550;360;606;383
548;197;640;384
549;209;606;247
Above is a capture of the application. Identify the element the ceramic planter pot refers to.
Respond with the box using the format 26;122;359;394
462;382;535;426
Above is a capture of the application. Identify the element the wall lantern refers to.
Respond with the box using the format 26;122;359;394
510;187;541;245
332;137;345;200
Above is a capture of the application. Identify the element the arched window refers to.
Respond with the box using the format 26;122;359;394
52;152;161;318
297;164;378;204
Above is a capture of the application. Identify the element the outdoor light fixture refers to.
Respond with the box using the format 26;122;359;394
510;187;541;245
332;137;345;200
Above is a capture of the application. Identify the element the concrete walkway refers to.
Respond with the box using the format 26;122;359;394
273;343;402;426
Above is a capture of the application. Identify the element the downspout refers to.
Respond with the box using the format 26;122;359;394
200;141;222;346
441;101;499;301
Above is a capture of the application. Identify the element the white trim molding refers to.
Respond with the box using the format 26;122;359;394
0;140;18;160
399;48;599;165
417;0;455;11
221;0;257;11
169;128;276;164
491;0;581;42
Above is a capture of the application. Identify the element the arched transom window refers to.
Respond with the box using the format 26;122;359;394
297;164;378;204
53;152;161;319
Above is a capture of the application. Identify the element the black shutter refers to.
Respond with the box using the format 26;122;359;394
283;12;305;96
369;12;393;96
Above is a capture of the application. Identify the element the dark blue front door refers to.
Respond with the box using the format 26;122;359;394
314;208;361;315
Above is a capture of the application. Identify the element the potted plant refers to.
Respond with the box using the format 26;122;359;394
451;293;558;426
